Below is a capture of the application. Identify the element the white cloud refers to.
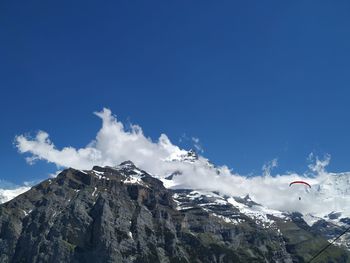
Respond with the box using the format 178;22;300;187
191;137;204;153
0;179;33;204
15;108;191;176
307;153;330;176
48;170;63;178
0;186;30;204
14;108;350;218
179;134;204;153
262;158;278;177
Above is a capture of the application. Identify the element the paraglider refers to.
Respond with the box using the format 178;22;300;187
289;181;311;200
289;181;311;188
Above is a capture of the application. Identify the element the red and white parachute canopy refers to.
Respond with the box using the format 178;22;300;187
289;181;311;188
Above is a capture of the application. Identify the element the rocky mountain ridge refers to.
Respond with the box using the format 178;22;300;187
0;161;349;262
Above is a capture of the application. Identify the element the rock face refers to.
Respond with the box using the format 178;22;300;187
0;162;349;263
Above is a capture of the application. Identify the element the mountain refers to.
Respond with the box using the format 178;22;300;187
0;161;349;262
165;150;350;254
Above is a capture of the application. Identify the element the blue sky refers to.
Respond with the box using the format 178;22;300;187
1;1;350;185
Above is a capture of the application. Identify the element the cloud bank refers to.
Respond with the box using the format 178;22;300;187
0;180;31;204
15;108;350;217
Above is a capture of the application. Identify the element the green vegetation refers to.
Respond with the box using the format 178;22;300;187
62;239;77;251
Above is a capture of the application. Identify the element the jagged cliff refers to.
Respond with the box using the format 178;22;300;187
0;161;349;262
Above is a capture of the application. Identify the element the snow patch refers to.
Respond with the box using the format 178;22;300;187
161;178;177;188
92;171;110;181
226;197;286;227
123;177;143;185
303;213;322;227
92;187;98;196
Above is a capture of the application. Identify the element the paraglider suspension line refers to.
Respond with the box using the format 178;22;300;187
307;225;350;262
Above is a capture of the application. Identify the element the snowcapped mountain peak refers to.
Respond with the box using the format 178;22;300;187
186;149;199;159
92;161;146;177
113;160;140;172
118;160;136;168
167;149;199;163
